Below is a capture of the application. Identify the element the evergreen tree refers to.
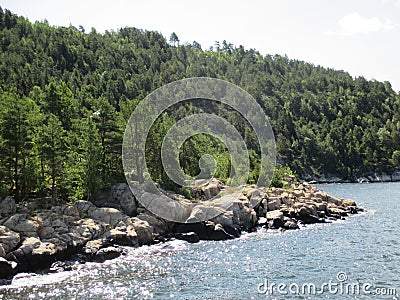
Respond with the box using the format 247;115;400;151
0;91;39;200
35;113;66;199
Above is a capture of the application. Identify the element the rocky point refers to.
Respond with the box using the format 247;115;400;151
0;181;363;281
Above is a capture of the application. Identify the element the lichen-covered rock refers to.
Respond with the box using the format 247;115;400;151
32;241;57;256
0;181;363;280
83;239;107;256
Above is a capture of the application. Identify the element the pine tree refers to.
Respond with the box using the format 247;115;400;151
93;96;123;184
0;91;39;200
36;113;66;199
82;117;103;200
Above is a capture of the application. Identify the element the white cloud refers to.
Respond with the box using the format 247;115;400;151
380;0;400;8
328;13;399;36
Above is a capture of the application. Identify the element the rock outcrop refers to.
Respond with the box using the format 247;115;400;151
0;182;363;280
0;198;164;278
261;183;363;231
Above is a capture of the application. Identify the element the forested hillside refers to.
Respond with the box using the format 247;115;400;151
1;7;400;201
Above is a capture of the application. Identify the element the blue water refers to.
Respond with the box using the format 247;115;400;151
1;183;399;299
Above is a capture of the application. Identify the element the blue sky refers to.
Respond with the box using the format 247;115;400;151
1;0;400;92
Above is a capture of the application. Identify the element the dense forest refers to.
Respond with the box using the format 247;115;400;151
1;7;400;201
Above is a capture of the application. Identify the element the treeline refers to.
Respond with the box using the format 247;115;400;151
0;7;399;201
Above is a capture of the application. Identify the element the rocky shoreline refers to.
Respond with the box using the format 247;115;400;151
304;171;400;183
0;181;363;283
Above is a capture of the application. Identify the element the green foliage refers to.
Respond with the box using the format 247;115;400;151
391;150;400;168
271;165;296;188
0;90;40;200
35;113;66;198
0;6;400;202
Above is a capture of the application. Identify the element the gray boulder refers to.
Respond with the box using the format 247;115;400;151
228;201;257;231
174;221;235;241
130;218;154;245
0;225;20;254
283;220;299;230
92;247;122;262
137;212;174;236
266;210;285;229
73;200;96;217
94;183;138;217
0;196;16;218
6;237;58;270
88;208;124;227
187;205;227;224
3;214;39;237
190;179;222;200
104;225;138;247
